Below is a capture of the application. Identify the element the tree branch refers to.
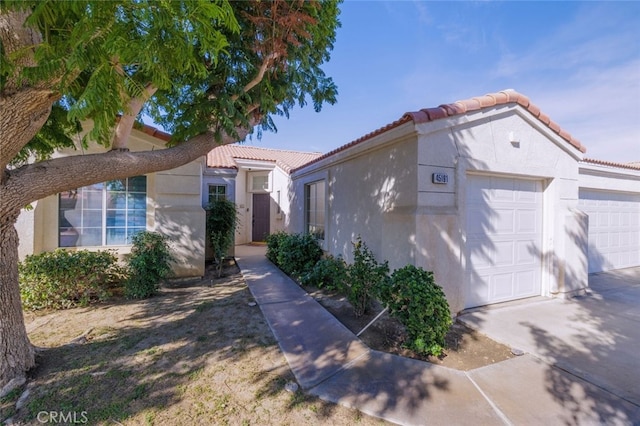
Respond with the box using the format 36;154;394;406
230;52;280;102
2;120;257;211
0;89;56;174
112;83;158;150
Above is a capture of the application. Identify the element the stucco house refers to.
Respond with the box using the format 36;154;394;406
202;145;321;246
286;89;640;313
16;89;639;314
15;129;321;278
16;125;207;277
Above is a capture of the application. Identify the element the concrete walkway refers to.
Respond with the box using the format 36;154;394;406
236;245;640;426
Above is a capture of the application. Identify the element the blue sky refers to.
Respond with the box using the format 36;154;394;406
248;1;640;163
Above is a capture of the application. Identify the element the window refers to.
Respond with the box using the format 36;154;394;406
208;184;227;202
251;174;269;192
305;180;326;240
276;190;281;214
59;176;147;247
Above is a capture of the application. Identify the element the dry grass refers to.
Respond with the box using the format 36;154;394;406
3;265;387;425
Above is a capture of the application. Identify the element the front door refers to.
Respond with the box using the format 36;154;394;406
252;193;270;242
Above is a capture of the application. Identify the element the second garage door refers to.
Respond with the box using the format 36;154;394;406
578;189;640;273
466;175;543;308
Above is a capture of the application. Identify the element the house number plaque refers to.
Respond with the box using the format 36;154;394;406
432;172;449;184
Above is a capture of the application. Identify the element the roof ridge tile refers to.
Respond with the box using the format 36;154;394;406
583;158;640;171
291;89;588;173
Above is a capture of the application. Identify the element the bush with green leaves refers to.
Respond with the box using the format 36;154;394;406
19;249;124;310
276;233;323;278
207;198;238;277
265;232;322;279
300;254;348;291
380;265;452;357
344;237;389;317
265;231;288;265
124;231;174;299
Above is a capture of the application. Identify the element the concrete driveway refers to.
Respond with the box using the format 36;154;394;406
459;267;640;420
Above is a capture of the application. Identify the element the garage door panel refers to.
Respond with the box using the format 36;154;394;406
495;209;515;233
491;273;514;300
494;241;514;266
466;175;543;308
515;270;536;294
517;209;538;233
578;189;640;273
469;241;492;269
516;241;537;265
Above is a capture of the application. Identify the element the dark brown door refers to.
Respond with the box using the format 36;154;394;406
252;193;270;242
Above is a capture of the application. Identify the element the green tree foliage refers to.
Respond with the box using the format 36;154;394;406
207;198;238;277
2;0;340;160
0;0;341;387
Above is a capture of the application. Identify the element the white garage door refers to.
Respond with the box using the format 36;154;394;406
466;175;543;308
578;190;640;273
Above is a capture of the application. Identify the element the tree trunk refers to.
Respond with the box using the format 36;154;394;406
0;211;35;388
0;123;256;388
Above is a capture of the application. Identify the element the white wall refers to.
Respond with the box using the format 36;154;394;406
578;163;640;273
271;166;292;233
412;106;587;311
292;105;590;314
227;164;291;245
579;163;640;193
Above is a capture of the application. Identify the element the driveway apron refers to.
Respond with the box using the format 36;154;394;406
237;245;640;425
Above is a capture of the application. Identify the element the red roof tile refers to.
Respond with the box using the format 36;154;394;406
139;123;171;142
582;158;640;171
293;89;587;173
206;144;322;174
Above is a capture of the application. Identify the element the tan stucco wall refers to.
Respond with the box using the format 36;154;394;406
292;123;419;266
148;160;206;277
16;128;206;278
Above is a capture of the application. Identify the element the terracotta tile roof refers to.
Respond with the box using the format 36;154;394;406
138;123;171;142
293;89;587;173
116;116;172;142
582;158;640;171
206;144;322;174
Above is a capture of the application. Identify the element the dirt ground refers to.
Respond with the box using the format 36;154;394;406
306;287;514;371
4;261;387;426
3;257;513;425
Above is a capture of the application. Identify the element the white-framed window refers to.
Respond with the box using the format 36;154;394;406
58;176;147;247
250;174;270;192
208;184;227;202
305;180;326;240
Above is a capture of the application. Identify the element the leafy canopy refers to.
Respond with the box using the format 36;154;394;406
1;0;340;159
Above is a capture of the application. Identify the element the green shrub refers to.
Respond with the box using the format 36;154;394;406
344;237;389;317
124;231;174;299
19;249;123;310
265;231;288;265
381;265;452;357
207;198;238;277
276;233;323;278
300;254;348;291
